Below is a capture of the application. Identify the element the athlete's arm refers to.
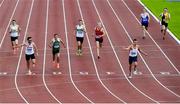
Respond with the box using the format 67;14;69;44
33;43;38;56
48;40;53;48
138;46;147;56
101;28;105;37
60;39;66;48
123;45;131;51
18;25;21;32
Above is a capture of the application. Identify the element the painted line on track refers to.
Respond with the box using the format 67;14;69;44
121;0;180;97
92;0;158;103
122;0;180;75
78;0;125;102
62;0;93;103
107;0;180;98
14;0;35;103
0;0;20;48
137;0;180;45
42;0;62;103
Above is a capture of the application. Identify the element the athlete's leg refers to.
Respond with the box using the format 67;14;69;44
134;62;138;72
129;63;132;78
32;58;36;68
142;25;146;39
96;41;100;59
56;53;60;68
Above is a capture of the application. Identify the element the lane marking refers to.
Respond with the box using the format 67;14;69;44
78;0;125;102
106;72;115;75
79;71;89;75
62;0;93;103
108;0;180;98
122;0;180;74
121;0;180;98
42;0;62;103
0;0;5;8
160;72;170;75
0;0;20;48
14;0;35;103
92;0;158;103
137;0;180;44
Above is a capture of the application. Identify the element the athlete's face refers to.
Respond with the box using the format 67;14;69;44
98;22;102;27
79;21;83;25
28;39;32;44
133;41;137;46
12;21;16;25
164;9;168;13
54;35;58;39
143;9;146;13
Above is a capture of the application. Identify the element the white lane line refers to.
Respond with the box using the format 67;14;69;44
0;0;20;48
108;0;180;98
122;0;180;75
42;0;62;103
0;0;5;8
77;0;125;103
62;0;93;103
92;0;158;103
137;0;180;44
14;0;34;103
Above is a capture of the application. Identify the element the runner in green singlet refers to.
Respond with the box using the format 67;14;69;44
49;34;66;71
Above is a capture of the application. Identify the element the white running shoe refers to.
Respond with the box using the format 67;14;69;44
53;72;57;75
133;70;138;75
128;75;132;79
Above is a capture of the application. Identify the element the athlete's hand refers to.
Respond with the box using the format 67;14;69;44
36;53;39;56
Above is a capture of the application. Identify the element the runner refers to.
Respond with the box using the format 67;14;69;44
19;37;38;75
49;34;66;74
75;19;86;56
9;20;21;54
94;22;105;59
124;39;147;79
159;8;170;40
140;9;150;39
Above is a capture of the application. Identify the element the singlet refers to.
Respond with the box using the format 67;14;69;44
10;24;19;37
129;46;138;57
161;12;170;23
76;25;85;38
25;42;35;55
95;27;103;38
52;38;61;49
141;12;149;23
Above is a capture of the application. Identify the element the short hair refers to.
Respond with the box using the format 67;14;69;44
79;19;82;22
27;37;32;40
54;33;58;36
133;39;137;42
164;8;168;10
12;20;16;22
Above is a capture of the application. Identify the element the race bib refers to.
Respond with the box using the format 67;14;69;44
27;47;33;52
77;31;83;34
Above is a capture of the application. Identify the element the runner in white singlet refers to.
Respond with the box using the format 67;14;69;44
9;20;21;54
124;39;147;79
19;37;38;75
75;19;86;56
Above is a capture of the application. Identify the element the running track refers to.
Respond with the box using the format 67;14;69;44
0;0;179;103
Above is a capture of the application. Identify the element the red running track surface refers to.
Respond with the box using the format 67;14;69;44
0;0;179;103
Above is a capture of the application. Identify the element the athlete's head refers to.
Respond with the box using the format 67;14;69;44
143;9;146;13
27;37;32;43
97;22;102;27
11;20;16;25
54;33;58;39
133;39;137;45
163;8;168;13
79;19;83;25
